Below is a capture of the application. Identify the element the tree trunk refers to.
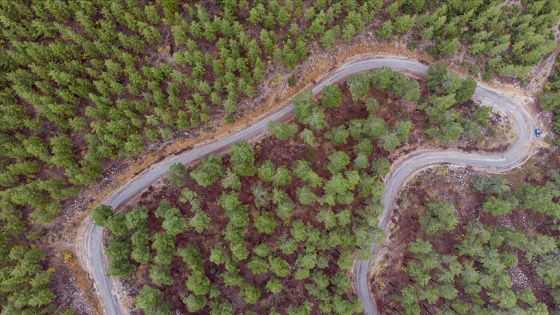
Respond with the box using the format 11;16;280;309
384;303;400;314
422;304;434;315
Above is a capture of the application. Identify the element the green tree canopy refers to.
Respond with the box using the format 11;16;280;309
126;206;148;230
190;210;210;233
395;120;412;142
294;90;315;122
269;255;291;278
182;294;207;313
419;200;459;235
229;142;256;177
337;252;354;270
268;121;298;140
149;264;173;286
209;244;229;265
297;185;317;206
186;271;211;296
482;195;518;216
258;160;276;182
325;125;349;146
162;208;188;235
92;204;114;227
294;160;323;187
266;278;282;294
455;77;477;103
190;154;224;187
325;151;351;175
253;243;270;257
272;166;292;186
135;285;171;315
107;213;129;236
321;85;342;108
246;257;269;275
471;176;509;194
253;211;277;234
299;128;315;146
427;64;454;94
168;162;187;187
155;199;174;218
221;169;242;190
242;283;261;304
348;72;371;101
378;132;401;152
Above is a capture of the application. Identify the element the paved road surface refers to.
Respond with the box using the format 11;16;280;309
80;56;536;315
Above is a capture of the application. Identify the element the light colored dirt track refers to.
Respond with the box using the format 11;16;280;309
80;56;537;315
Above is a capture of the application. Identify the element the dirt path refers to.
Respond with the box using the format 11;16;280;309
78;56;539;315
525;45;560;94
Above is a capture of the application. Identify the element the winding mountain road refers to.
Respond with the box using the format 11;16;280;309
79;56;537;315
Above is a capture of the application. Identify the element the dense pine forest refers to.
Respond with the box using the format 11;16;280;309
540;55;560;145
95;66;493;314
372;161;560;314
0;0;559;313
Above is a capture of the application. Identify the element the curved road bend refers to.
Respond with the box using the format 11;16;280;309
81;56;536;315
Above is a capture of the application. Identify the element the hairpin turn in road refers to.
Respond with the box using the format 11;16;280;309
79;56;537;315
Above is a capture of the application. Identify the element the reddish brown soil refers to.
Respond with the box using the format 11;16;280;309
109;72;508;314
371;146;560;314
118;91;380;314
